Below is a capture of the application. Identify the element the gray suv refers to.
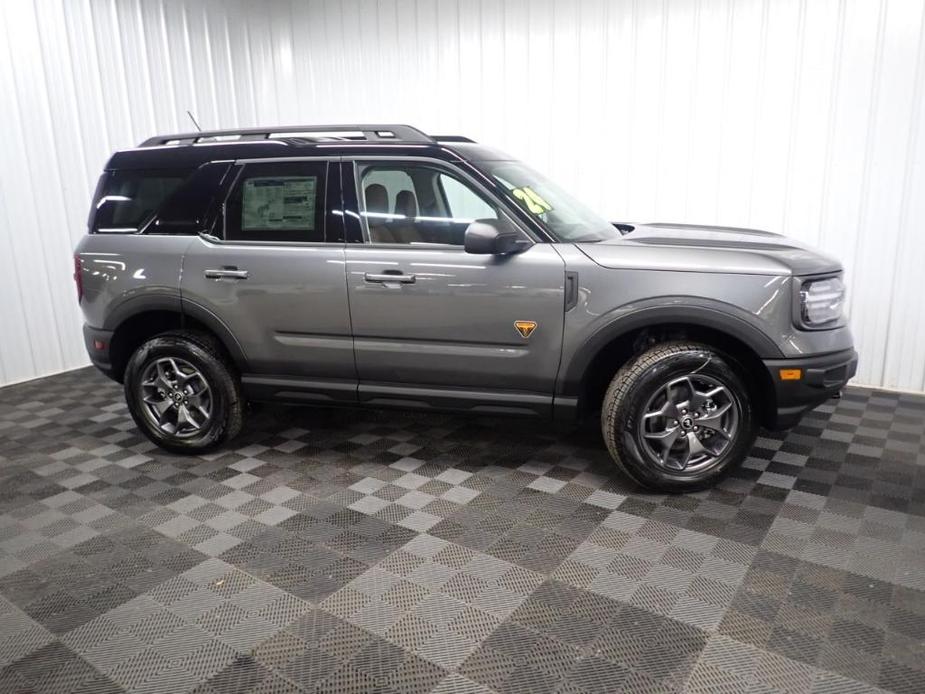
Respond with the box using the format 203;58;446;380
75;124;857;492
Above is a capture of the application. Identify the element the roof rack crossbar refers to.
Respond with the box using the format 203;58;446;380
140;124;433;147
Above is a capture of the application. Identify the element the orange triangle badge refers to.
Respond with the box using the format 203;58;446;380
514;320;537;338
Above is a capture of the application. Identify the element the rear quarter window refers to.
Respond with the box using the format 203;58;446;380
90;169;191;233
154;162;232;234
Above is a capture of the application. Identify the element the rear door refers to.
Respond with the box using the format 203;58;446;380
341;158;566;415
181;158;356;402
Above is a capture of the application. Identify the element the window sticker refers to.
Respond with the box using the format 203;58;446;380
242;176;316;230
511;186;553;216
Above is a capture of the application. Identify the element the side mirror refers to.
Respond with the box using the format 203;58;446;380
464;219;531;255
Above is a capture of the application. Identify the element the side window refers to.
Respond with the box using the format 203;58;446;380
225;162;326;242
153;162;232;234
439;174;497;220
91;169;191;233
359;163;499;246
362;169;415;210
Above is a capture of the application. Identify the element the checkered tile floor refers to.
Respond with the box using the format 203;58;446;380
1;367;923;693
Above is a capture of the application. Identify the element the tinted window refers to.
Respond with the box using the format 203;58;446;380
92;169;191;232
359;163;499;246
225;162;326;242
153;162;232;234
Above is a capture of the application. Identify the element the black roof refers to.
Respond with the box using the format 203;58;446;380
106;124;506;170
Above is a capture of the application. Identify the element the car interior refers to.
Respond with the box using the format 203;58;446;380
361;165;494;246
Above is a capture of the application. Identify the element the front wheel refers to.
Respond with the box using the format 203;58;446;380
124;331;244;454
601;342;758;492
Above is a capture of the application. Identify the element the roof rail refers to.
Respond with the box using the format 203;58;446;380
432;135;476;143
139;124;434;147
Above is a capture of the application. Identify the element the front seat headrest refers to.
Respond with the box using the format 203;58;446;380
394;190;418;219
364;183;389;213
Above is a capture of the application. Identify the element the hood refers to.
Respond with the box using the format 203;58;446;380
576;222;842;276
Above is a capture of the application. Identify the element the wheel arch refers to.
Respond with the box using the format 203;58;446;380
105;298;247;382
562;305;780;427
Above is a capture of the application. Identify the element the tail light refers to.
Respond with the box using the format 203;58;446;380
73;254;83;303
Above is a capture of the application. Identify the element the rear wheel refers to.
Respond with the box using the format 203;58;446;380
124;331;244;454
601;342;757;492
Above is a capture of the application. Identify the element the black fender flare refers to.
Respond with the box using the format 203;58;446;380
102;293;181;331
102;293;248;371
180;299;249;370
557;301;783;396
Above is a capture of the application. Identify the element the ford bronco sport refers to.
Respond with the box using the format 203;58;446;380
75;124;857;492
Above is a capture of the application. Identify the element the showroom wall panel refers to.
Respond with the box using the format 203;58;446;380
1;0;924;390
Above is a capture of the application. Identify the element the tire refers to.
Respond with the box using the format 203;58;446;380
601;341;757;492
123;331;244;454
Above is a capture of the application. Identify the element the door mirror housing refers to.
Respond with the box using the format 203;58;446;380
464;219;531;255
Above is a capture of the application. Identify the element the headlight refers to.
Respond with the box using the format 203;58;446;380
799;276;845;327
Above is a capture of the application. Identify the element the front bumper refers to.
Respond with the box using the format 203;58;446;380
83;324;116;380
762;348;858;429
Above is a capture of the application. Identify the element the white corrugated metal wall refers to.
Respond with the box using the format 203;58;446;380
1;0;924;391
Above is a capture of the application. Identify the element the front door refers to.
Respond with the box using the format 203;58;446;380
181;159;356;402
341;158;566;415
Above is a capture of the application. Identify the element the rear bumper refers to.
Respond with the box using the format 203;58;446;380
83;324;116;380
762;348;858;429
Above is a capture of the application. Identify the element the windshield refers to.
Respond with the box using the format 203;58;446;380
483;161;620;242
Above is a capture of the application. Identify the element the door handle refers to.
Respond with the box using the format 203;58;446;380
204;268;249;280
364;272;416;284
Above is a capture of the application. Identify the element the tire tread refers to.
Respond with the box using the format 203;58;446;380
601;341;754;491
124;329;244;453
